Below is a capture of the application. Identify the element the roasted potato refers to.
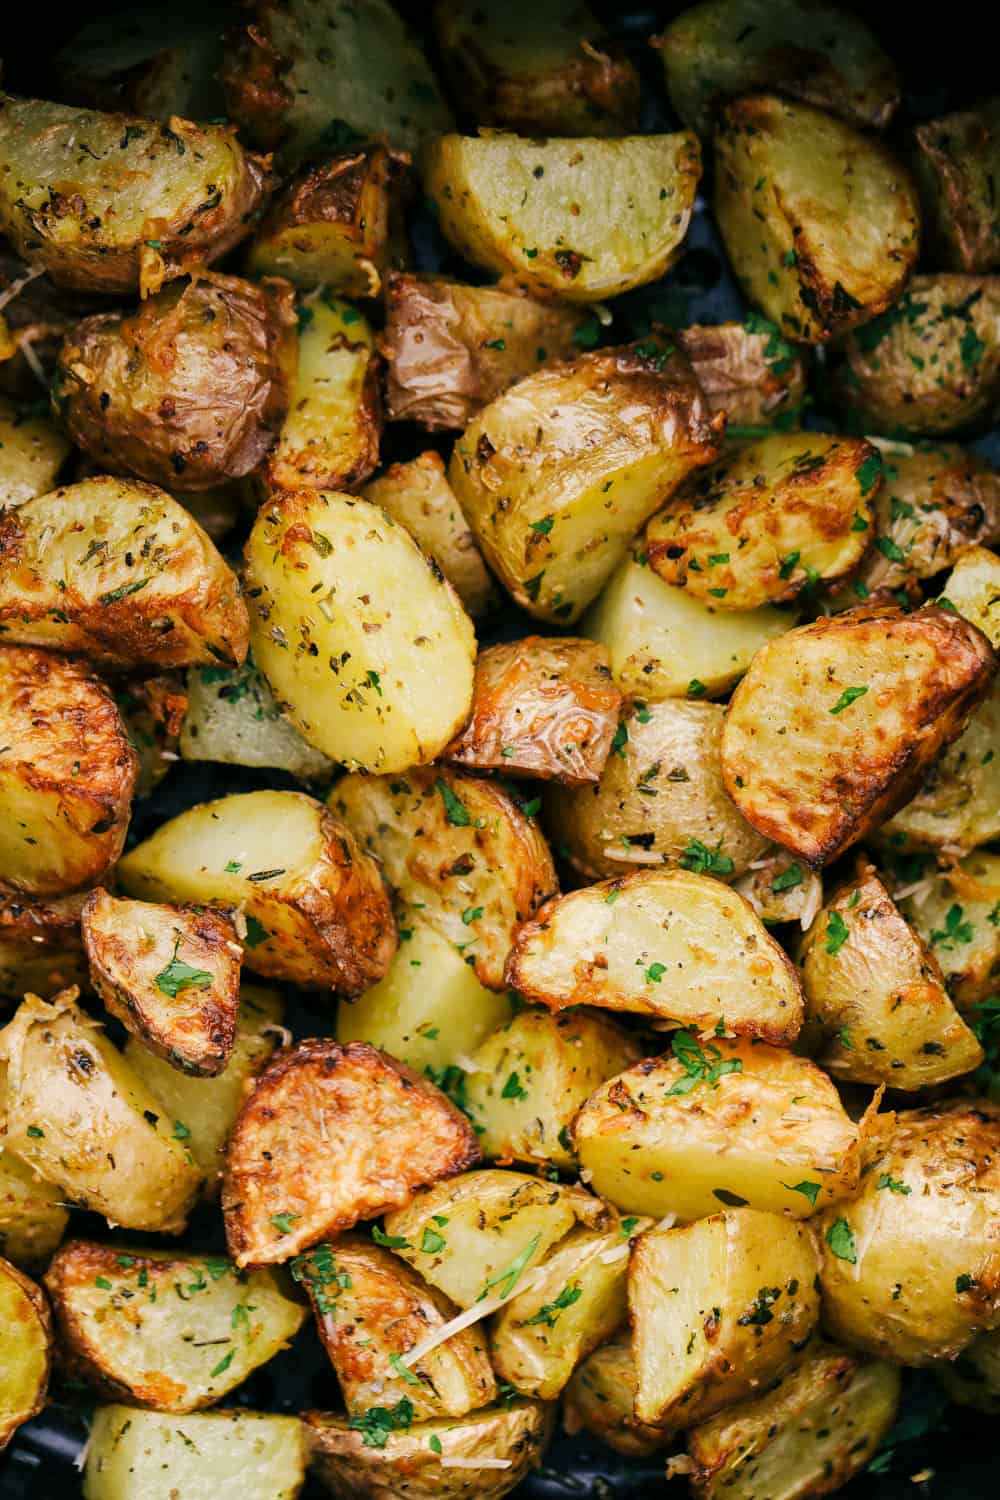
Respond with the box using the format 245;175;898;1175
0;1258;50;1451
425;132;702;304
562;1334;671;1458
331;767;556;991
509;869;803;1043
81;890;243;1078
676;318;807;432
380;273;587;432
244;491;476;773
446;637;622;785
573;1039;859;1221
940;543;1000;644
117;789;396;993
732;850;824;930
721;605;997;865
222;1039;480;1268
545;698;770;882
0;990;202;1232
912;100;1000;273
450;336;723;623
44;1241;306;1412
0;394;70;508
896;855;1000;1008
116;673;188;799
0;645;135;897
0;1152;69;1269
0;889;89;1003
179;660;335;783
0;245;100;400
714;94;920;344
53;7;229;120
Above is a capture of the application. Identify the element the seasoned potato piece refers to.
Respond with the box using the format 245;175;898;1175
450;336;723;623
0;1153;68;1269
0;96;267;294
45;1241;305;1412
362;453;498;619
0;646;135;897
53;7;228;121
676;319;807;432
573;1039;859;1221
179;661;334;782
913;100;1000;274
714;94;920;344
245;492;475;773
582;552;791;700
937;1325;1000;1412
835;276;1000;435
463;1009;641;1169
563;1334;671;1458
820;1103;1000;1363
0;990;201;1231
940;543;1000;645
118;790;396;993
733;851;824;930
0;889;88;1003
446;637;622;785
83;1406;306;1500
898;855;1000;1008
0;478;249;669
425;133;701;304
545;698;769;882
631;1210;820;1428
0;1258;50;1451
117;673;188;800
721;606;997;866
0;394;70;507
82;890;242;1078
686;1343;900;1500
380;274;585;432
223;1039;480;1267
293;1236;495;1420
332;768;555;990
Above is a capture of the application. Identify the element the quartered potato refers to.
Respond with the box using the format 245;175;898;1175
676;319;807;432
0;889;89;1003
0;394;70;507
714;94;920;344
117;673;188;800
0;1152;69;1270
573;1040;859;1220
941;543;1000;644
244;491;476;773
331;767;556;990
179;660;335;782
0;477;249;669
733;850;824;930
44;1241;306;1412
446;637;623;785
630;1210;820;1428
721;606;997;865
562;1334;672;1459
53;7;229;120
450;336;723;623
118;789;396;993
898;854;1000;1008
508;869;803;1043
646;434;879;610
222;1039;480;1267
913;100;1000;273
380;273;586;431
425;132;702;303
81;890;242;1078
0;1258;50;1451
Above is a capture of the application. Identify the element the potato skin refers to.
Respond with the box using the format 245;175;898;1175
913;101;1000;274
562;1335;671;1459
676;319;806;431
0;1258;51;1452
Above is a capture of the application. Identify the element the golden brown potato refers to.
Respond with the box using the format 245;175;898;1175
446;637;622;785
331;767;556;991
117;673;188;799
222;1039;480;1268
52;8;228;121
714;94;920;344
0;889;89;1003
732;850;824;930
0;1258;50;1452
912;100;1000;273
721;606;997;866
562;1335;672;1459
676;319;807;432
0;645;135;897
898;854;1000;1008
81;890;242;1078
940;543;1000;644
179;660;335;783
0;394;70;507
0;1153;67;1271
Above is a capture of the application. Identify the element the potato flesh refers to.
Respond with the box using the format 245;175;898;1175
0;395;69;508
940;544;1000;647
0;1152;68;1269
179;662;335;782
0;1259;50;1450
562;1335;670;1458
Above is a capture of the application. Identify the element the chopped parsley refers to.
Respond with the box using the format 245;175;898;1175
781;1180;820;1206
372;1226;411;1249
154;939;213;999
501;1071;528;1100
666;1030;742;1096
269;1213;301;1235
829;685;868;714
523;1282;582;1327
349;1397;414;1448
771;863;803;894
877;1175;911;1196
929;903;974;951
476;1233;541;1302
824;910;850;956
679;839;734;877
825;1218;857;1264
436;777;471;827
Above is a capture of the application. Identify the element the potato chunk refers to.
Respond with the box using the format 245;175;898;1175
676;319;807;431
45;1241;306;1412
222;1039;480;1267
450;336;722;623
82;890;242;1077
732;851;824;930
117;673;188;799
573;1040;858;1220
118;789;396;993
913;101;1000;274
714;94;919;344
0;1152;69;1269
0;477;249;669
0;889;88;1002
509;869;803;1043
179;661;334;782
0;394;70;508
244;491;476;773
940;543;1000;645
563;1335;671;1458
897;854;1000;1008
721;606;996;865
0;1259;50;1451
0;645;135;896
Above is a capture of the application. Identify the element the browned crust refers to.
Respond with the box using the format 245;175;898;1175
0;1258;51;1450
220;19;295;151
914;106;1000;274
256;145;403;243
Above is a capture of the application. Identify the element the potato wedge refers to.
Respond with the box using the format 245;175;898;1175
53;7;228;121
117;789;396;993
573;1039;859;1221
0;477;249;669
116;673;188;800
913;101;1000;274
222;1039;480;1268
714;94;920;344
331;767;556;991
0;645;135;897
733;851;824;930
83;1406;306;1500
721;605;997;865
244;491;476;773
45;1241;306;1412
0;1152;68;1269
897;855;1000;1008
509;869;803;1043
562;1334;671;1458
676;318;807;432
0;394;70;508
463;1009;641;1170
179;661;335;783
449;336;723;623
0;1258;50;1451
293;1236;495;1420
0;889;89;1003
940;543;1000;645
380;273;586;432
446;637;622;785
0;990;201;1231
82;890;242;1078
545;698;769;883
